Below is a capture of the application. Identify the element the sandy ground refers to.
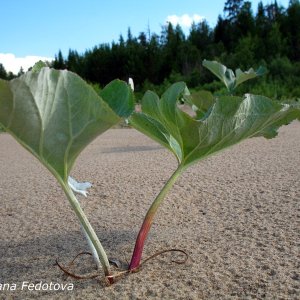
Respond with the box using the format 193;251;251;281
0;122;299;300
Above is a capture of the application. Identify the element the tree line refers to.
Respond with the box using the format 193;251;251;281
1;0;300;99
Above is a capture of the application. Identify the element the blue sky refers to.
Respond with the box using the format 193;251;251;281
1;0;289;73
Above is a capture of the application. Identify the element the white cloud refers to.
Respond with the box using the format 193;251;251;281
0;53;53;75
166;14;205;28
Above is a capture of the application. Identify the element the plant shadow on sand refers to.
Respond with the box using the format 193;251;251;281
101;145;163;154
0;229;136;288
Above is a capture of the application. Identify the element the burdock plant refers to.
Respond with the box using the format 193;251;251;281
0;66;134;281
128;60;299;271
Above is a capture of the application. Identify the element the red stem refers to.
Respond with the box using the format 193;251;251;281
128;166;183;271
129;211;155;270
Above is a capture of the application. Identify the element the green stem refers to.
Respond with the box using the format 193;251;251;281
129;165;184;271
61;183;111;277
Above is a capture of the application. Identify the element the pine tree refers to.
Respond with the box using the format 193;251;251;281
52;50;66;69
236;1;255;37
0;63;7;79
17;67;24;77
224;0;244;21
285;0;300;60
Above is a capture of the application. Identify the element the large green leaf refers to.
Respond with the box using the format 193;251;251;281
0;68;130;181
129;83;298;169
100;79;134;118
203;60;266;93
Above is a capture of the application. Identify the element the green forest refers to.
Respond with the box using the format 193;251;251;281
1;0;300;99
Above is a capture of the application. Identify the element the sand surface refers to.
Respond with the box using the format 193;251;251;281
0;122;299;299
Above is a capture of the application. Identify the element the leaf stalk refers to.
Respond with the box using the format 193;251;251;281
129;165;184;271
61;183;111;277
